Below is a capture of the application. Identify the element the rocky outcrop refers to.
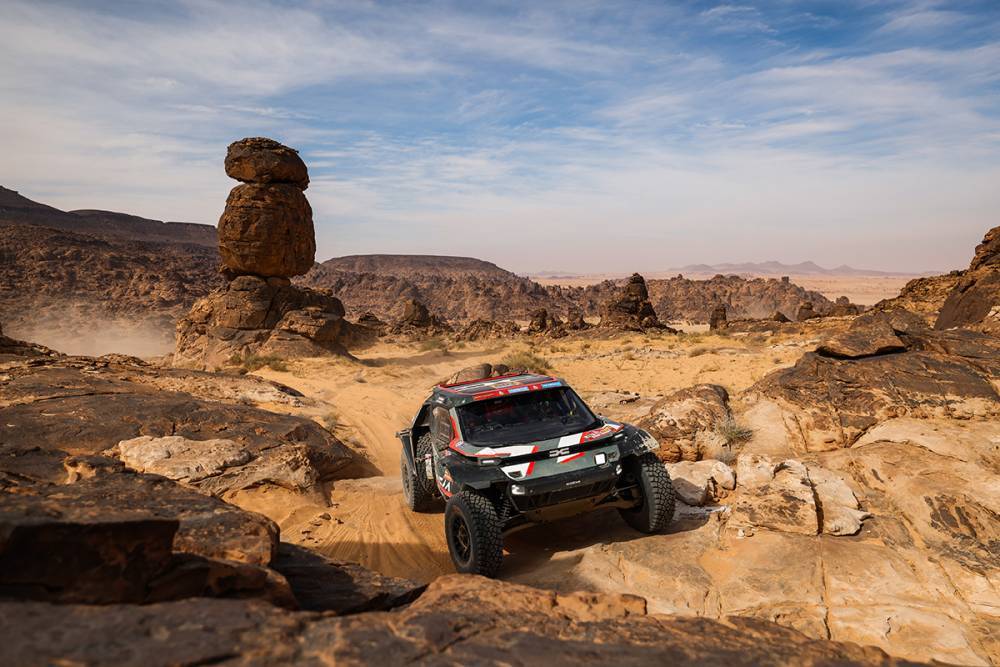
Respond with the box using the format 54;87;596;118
729;457;869;536
936;225;1000;332
601;273;666;330
874;272;962;320
453;318;520;341
771;310;791;323
796;301;818;321
0;224;220;355
387;298;452;337
636;384;733;463
709;304;728;330
0;575;914;666
1;353;352;498
174;275;348;369
748;310;1000;451
830;296;862;317
175;138;349;369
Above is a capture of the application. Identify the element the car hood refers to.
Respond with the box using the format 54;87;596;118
450;419;627;481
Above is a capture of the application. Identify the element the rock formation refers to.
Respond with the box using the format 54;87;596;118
709;304;728;330
636;384;734;463
829;296;861;317
748;308;1000;451
601;273;666;330
0;575;909;666
388;298;451;337
453;319;520;341
174;138;349;370
873;272;961;319
796;301;818;321
936;225;1000;332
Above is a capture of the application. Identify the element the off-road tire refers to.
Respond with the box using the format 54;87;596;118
619;452;675;533
444;490;504;577
401;433;439;512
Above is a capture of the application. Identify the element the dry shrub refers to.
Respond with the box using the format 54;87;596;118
502;350;552;374
241;354;288;372
715;416;754;446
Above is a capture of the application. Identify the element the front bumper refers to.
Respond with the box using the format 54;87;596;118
510;462;621;513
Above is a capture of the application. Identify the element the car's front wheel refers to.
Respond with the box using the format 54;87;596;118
619;452;675;533
401;433;439;512
444;490;503;577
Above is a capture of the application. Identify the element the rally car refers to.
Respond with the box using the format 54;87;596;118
397;372;675;577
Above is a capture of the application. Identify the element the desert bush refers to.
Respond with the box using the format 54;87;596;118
501;350;552;373
418;337;449;353
715;416;754;447
688;346;710;357
242;354;288;372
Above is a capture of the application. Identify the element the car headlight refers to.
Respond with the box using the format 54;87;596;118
511;484;527;496
642;432;660;451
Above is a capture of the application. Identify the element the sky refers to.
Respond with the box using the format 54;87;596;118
1;1;999;274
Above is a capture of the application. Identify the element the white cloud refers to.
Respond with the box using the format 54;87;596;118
0;0;997;275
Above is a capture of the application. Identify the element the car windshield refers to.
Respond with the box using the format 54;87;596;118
456;387;601;446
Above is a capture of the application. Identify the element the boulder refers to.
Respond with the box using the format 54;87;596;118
271;543;424;614
666;460;736;506
936;225;1000;332
816;314;905;359
729;459;819;535
771;310;791;323
400;298;432;327
565;310;589;330
796;301;818;321
809;466;870;536
636;384;732;463
224;137;309;190
709;304;728;330
748;324;1000;451
217;183;315;278
830;296;861;317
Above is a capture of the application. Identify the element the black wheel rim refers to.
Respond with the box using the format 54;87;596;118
450;513;472;564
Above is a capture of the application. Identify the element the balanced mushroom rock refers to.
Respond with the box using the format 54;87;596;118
174;138;350;370
218;138;315;278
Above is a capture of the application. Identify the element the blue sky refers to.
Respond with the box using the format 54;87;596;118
2;1;998;273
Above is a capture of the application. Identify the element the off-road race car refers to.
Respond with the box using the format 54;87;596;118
397;372;675;577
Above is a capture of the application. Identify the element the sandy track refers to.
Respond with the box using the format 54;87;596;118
250;335;808;582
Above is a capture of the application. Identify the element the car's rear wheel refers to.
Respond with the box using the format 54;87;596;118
444;490;503;577
619;452;675;533
401;433;439;512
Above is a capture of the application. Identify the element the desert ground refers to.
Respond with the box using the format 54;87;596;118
243;331;808;582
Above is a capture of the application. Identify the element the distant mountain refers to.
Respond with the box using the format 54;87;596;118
669;260;918;277
0;186;216;247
